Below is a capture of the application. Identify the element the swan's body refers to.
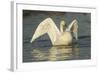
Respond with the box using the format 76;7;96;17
30;18;78;45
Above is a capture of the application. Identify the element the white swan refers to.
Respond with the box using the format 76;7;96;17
30;18;78;45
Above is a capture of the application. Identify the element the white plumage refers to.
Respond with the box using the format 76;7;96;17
30;18;78;45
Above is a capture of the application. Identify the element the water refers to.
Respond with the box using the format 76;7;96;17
23;10;91;62
23;36;91;62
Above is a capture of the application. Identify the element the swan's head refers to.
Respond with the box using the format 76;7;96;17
60;20;65;26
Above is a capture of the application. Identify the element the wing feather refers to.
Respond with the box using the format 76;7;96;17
66;19;78;40
30;18;60;44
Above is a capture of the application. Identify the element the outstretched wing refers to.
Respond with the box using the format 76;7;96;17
30;18;60;44
66;19;78;40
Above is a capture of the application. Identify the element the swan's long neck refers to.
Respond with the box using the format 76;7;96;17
60;20;65;32
60;23;63;32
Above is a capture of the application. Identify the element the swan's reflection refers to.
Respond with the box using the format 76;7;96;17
32;45;79;61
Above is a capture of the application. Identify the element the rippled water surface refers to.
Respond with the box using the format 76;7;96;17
23;36;91;62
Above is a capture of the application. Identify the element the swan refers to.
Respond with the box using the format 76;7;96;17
30;18;78;45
